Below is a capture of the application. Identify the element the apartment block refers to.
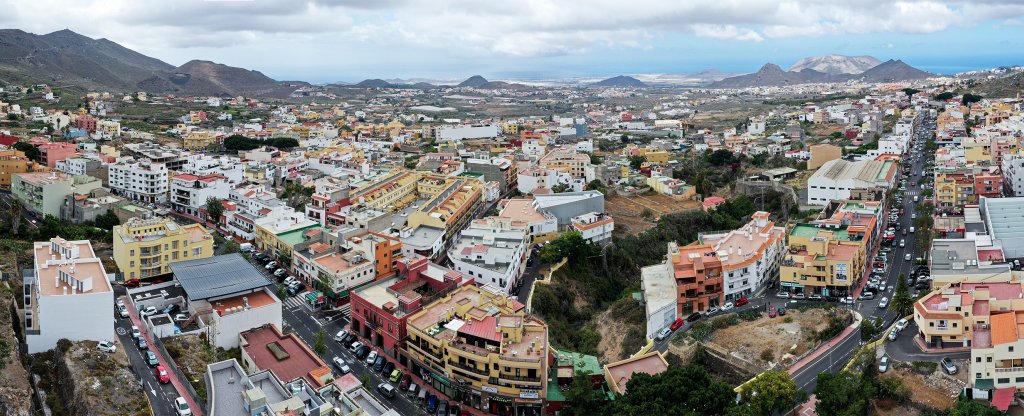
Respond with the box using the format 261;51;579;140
24;237;114;353
0;149;46;190
699;211;786;301
465;157;517;193
254;210;320;262
568;212;615;245
448;217;528;294
13;171;101;217
292;242;374;302
404;285;547;415
108;158;170;203
113;216;214;280
779;223;868;299
38;142;79;168
170;173;233;218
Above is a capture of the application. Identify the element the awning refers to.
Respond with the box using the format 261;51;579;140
976;378;995;390
993;387;1015;412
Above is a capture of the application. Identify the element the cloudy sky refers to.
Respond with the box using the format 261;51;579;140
1;0;1022;82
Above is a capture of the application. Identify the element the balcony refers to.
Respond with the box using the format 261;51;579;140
448;360;490;377
994;367;1024;374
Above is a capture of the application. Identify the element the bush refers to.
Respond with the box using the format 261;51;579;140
760;348;774;362
738;310;761;321
912;361;938;373
876;377;911;403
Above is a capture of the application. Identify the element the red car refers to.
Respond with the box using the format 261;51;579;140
123;279;140;288
670;318;685;331
735;297;749;307
768;306;777;318
155;365;170;384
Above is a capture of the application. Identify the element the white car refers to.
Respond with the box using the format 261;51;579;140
840;296;854;304
332;356;352;374
878;297;889;308
894;318;909;332
97;341;117;353
365;350;378;365
131;326;141;339
334;330;348;342
905;253;912;261
878;356;889;373
174;397;192;416
118;305;129;318
721;302;734;311
655;327;671;341
139;306;158;318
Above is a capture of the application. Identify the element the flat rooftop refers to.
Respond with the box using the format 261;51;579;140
605;351;669;395
240;325;330;389
33;238;111;296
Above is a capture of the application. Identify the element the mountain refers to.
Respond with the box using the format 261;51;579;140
710;60;933;88
457;75;489;88
853;59;932;82
0;29;303;97
354;79;393;88
592;75;648;88
788;55;882;75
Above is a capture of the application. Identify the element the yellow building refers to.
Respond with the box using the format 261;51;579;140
963;136;993;165
183;130;220;150
404;285;547;414
633;148;670;164
0;149;46;190
112;216;215;280
779;223;868;298
502;123;520;135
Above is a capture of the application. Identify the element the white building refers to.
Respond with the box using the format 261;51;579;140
170;173;234;218
108;158;170;203
698;211;786;301
448;217;528;294
806;158;898;205
640;257;677;339
436;124;500;142
179;154;246;185
24;237;114;353
568;212;615;245
1002;153;1024;197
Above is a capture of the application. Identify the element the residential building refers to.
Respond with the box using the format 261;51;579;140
929;238;1011;288
38;142;78;168
539;148;588;179
239;324;333;389
344;231;403;279
604;351;669;396
934;167;1003;210
13;171;101;217
293;242;375;303
121;142;191;171
406;175;484;241
448;217;528;294
699;211;786;301
108;158;170;203
970;305;1024;395
170;173;233;218
24;237;114;353
779;223;868;299
55;157;106;184
915;281;1022;352
60;189;128;224
808;144;843;170
806;158;898;205
0;149;45;189
205;359;331;416
641;256;678;339
404;285;547;414
568;212;615;245
254;210;320;262
531;191;605;226
466;157;517;194
113;216;214;280
495;198;559;244
666;241;724;314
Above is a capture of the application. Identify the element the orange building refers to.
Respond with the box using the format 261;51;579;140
668;241;724;315
0;149;46;189
346;231;403;279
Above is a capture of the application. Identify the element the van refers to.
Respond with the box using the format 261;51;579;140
239;243;253;252
417;387;427;405
913;195;919;202
910;226;915;233
408;382;419;397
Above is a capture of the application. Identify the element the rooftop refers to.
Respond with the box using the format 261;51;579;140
240;324;331;389
32;237;111;296
605;351;669;395
170;253;271;300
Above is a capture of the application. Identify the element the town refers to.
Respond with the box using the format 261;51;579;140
0;12;1023;416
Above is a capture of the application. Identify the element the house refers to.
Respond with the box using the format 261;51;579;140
24;237;114;353
448;217;528;294
0;149;46;190
699;212;786;301
113;216;214;281
205;359;331;416
239;324;333;389
13;171;102;217
604;351;669;396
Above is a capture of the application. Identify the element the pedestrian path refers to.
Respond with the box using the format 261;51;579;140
283;296;306;309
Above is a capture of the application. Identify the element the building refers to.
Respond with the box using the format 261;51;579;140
0;149;46;190
293;242;375;303
170;173;233;218
982;196;1024;259
170;254;282;348
404;285;547;414
970;305;1024;397
495;198;559;244
345;231;403;279
915;281;1022;352
934;167;1003;210
779;223;868;299
667;242;724;314
239;324;333;389
538;148;588;179
604;351;669;396
568;212;615;245
60;188;128;224
448;217;528;294
254;211;320;263
121;142;191;171
699;211;786;301
466;157;517;194
531;191;605;227
406;175;484;241
349;255;463;358
108;158;170;203
641;255;678;339
436;124;500;142
13;171;101;217
55;157;105;183
806;158;898;205
205;359;331;416
929;239;1010;288
113;216;214;280
24;237;114;353
37;142;78;168
808;144;843;170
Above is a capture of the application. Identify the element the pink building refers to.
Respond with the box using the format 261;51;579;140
73;115;97;133
38;142;78;168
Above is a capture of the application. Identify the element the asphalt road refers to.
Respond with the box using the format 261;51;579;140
112;286;180;416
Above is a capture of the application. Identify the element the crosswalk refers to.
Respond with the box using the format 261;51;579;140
283;296;308;310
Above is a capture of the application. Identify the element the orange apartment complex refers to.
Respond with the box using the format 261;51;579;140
666;241;725;315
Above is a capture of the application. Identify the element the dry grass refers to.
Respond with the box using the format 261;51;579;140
708;308;832;370
606;193;701;235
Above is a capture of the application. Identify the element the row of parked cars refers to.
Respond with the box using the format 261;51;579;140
253;252;305;295
333;330;467;415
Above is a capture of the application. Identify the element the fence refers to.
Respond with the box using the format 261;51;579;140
151;334;207;414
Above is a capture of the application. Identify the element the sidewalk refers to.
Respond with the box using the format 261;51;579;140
913;335;970;353
122;295;205;416
788;311;863;375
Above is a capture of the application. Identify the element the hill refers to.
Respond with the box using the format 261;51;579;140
592;75;648;88
968;71;1024;98
457;75;489;88
788;55;881;75
711;60;932;88
354;79;393;88
0;29;302;97
852;59;932;82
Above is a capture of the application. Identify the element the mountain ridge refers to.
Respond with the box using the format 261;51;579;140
788;54;882;75
710;59;933;88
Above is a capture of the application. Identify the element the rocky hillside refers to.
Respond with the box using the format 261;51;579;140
0;295;30;416
711;60;933;88
789;55;881;75
592;75;649;88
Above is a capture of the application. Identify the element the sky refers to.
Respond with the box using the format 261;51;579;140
1;0;1022;83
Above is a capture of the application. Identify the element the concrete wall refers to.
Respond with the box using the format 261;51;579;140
28;290;114;353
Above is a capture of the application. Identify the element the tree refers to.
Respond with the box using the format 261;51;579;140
949;395;1002;416
860;318;879;342
223;239;240;254
891;273;913;317
562;371;604;416
935;91;956;101
223;134;260;151
36;215;64;240
539;244;563;264
738;370;798;415
586;180;605;193
551;183;571;193
641;208;654;219
610;365;737;415
588;153;603;165
317;271;336;298
901;88;920;97
814;371;873;416
8;198;22;238
707;149;735;167
94;210;120;230
205;197;224;224
13;141;40;161
961;93;983;106
270;137;300;150
312;330;326;357
629;155;646;170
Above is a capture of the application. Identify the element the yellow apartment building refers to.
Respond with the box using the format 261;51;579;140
112;216;214;280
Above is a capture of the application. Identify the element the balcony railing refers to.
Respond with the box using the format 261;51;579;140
995;367;1024;374
448;360;489;376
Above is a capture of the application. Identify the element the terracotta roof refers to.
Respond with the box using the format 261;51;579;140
991;312;1022;345
458;316;501;342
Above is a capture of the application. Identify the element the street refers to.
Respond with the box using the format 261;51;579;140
112;285;182;416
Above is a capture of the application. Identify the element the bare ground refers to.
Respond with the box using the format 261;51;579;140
708;308;833;369
872;364;962;415
606;193;701;235
595;308;629;363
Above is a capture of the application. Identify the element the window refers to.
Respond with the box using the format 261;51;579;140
988;357;993;362
998;378;1010;384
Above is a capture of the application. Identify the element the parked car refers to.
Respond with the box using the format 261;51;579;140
264;261;277;270
888;328;900;341
390;369;402;383
273;268;287;277
685;312;702;322
139;306;158;318
162;304;180;314
97;341;117;353
332;357;351;374
174;397;192;416
721;302;734;310
155;365;171;383
137;337;148;350
438;400;448;416
349;340;363;352
377;383;397;398
655;328;671;341
366;350;379;365
124;278;141;288
381;360;394;374
735;297;749;307
118;306;129;318
399;374;412;390
905;253;912;261
706;306;719;315
131;326;141;339
670;318;685;331
859;292;875;301
448;402;461;416
334;330;348;342
174;314;189;322
941;357;958;374
808;294;823;301
342;333;357;345
355;345;370;360
879;357;889;373
427;395;439;414
894;319;909;332
778;307;786;316
840;296;854;304
768;306;777;318
146;351;159;367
